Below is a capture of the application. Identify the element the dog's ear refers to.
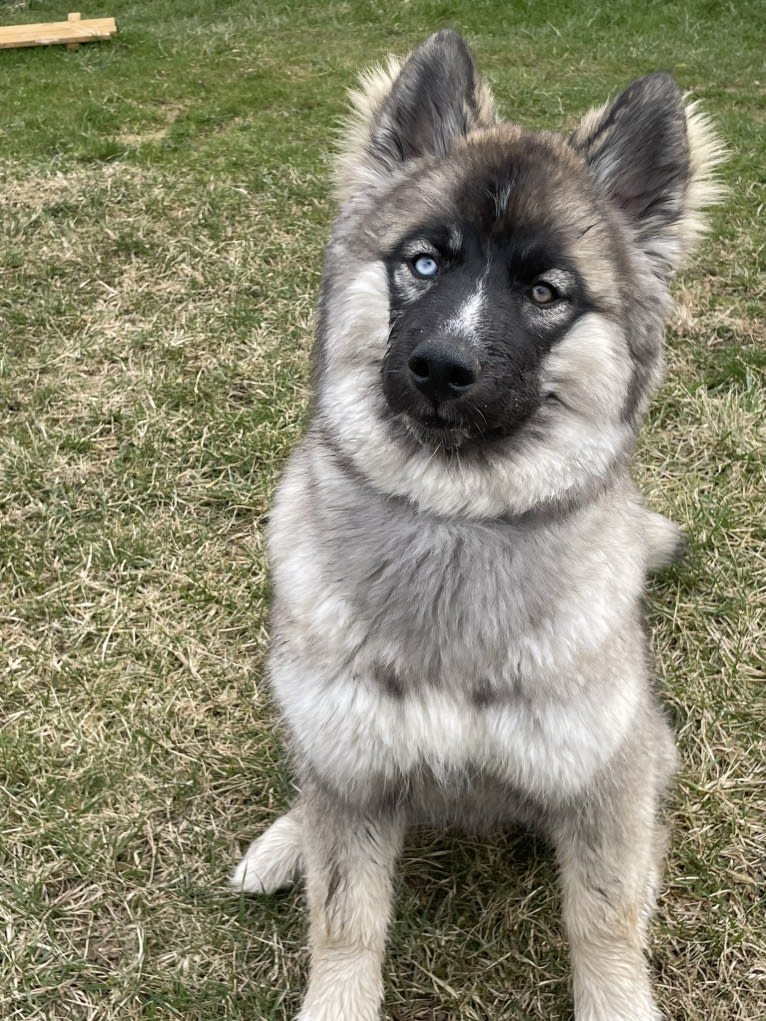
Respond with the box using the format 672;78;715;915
570;74;724;279
335;30;496;202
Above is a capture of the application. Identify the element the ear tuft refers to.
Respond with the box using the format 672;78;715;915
333;56;404;202
333;31;496;203
678;98;727;259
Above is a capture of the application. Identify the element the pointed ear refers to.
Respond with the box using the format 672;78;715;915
334;30;496;202
570;74;723;278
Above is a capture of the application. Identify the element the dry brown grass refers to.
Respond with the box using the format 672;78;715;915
1;3;764;1018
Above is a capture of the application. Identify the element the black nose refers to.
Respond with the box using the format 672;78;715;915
407;340;479;404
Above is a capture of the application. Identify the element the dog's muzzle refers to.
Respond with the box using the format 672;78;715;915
382;333;539;449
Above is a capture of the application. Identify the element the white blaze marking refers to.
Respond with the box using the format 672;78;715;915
445;285;485;338
443;256;492;340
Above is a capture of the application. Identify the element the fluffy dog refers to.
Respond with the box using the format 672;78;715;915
232;30;721;1021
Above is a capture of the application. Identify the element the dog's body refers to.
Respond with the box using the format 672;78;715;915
233;32;721;1020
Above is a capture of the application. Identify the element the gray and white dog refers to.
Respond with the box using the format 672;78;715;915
232;30;721;1021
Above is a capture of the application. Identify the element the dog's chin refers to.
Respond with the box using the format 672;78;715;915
404;415;470;451
402;412;508;452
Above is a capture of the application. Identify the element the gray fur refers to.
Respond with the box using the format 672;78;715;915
231;30;720;1021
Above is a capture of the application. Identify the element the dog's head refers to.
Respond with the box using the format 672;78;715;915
313;31;722;517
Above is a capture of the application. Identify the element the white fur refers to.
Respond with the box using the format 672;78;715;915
679;98;727;260
444;284;485;339
443;261;490;340
231;809;303;893
322;261;389;368
274;664;641;803
642;509;683;572
297;968;383;1021
541;314;634;422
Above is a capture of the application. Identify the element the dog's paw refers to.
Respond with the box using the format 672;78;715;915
642;509;685;573
296;958;384;1021
575;988;663;1021
230;810;303;894
295;1005;380;1021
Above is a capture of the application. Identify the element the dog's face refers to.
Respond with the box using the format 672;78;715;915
379;134;631;452
313;32;719;518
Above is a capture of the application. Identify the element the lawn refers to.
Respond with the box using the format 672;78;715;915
0;1;763;1019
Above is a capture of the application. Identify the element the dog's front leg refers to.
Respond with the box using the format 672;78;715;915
551;762;667;1021
297;783;405;1021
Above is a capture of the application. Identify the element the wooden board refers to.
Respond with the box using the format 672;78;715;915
0;15;117;49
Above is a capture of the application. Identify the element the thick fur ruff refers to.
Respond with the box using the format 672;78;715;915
233;30;721;1021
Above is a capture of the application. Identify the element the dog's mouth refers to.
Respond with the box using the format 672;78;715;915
403;410;508;450
416;413;461;432
403;411;468;448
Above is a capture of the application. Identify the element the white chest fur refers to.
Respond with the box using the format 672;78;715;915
268;449;647;804
273;658;641;802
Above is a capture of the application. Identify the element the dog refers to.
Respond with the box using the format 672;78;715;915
232;30;722;1020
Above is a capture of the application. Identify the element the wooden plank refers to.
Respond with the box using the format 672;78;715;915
67;12;82;52
0;16;117;49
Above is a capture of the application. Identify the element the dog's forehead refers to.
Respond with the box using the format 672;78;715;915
474;137;598;238
377;127;605;258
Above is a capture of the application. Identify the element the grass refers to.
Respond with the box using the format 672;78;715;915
0;1;763;1018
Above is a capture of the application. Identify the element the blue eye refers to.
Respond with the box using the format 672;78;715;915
412;254;439;279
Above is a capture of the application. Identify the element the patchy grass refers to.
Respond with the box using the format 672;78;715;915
0;1;764;1019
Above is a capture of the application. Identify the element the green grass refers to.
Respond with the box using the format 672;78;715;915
1;1;764;1019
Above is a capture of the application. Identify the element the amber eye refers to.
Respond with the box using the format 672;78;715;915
529;281;557;305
